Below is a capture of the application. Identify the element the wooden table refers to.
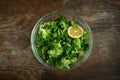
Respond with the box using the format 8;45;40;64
0;0;120;80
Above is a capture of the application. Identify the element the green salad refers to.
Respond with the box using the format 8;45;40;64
35;16;89;69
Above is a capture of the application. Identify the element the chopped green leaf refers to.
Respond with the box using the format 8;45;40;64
35;16;89;69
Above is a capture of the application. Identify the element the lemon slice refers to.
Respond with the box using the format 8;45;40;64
68;26;84;38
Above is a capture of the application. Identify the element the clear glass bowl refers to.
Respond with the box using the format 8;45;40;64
31;10;93;71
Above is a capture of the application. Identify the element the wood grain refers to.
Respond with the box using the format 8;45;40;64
0;0;120;80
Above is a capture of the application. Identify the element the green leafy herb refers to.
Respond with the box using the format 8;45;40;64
35;16;89;69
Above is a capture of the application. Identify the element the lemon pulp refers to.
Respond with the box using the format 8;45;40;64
68;26;84;38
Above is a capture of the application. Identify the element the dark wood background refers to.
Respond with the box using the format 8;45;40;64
0;0;120;80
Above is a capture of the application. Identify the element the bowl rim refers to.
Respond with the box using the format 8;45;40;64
30;10;93;71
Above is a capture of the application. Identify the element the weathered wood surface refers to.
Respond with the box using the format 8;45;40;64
0;0;120;80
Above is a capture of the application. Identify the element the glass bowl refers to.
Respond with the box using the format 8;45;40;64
31;10;93;71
